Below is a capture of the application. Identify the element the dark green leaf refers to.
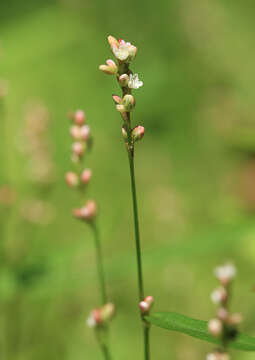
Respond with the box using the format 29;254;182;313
145;312;255;352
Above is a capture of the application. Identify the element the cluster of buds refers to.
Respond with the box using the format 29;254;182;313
86;303;115;328
99;36;145;152
139;296;154;315
69;110;91;162
66;110;97;222
207;264;242;360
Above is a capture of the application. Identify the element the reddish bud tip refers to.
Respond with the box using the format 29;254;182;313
74;110;86;125
81;169;92;184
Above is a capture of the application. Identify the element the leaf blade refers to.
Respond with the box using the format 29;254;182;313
145;312;255;352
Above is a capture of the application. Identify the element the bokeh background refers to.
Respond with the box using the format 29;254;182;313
1;0;255;359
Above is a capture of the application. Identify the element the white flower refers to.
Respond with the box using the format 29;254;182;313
128;73;143;89
112;40;131;61
86;313;96;328
214;263;236;283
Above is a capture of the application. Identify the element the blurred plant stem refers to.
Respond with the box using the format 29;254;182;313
90;222;111;360
90;222;107;305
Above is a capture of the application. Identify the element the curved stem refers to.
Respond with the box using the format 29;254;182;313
91;222;108;305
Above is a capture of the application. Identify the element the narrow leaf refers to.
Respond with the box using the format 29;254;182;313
145;312;255;352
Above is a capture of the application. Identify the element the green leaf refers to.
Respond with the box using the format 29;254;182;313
145;312;255;352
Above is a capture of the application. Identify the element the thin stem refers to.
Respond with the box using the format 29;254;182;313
144;325;150;360
95;328;111;360
91;222;108;305
127;151;144;301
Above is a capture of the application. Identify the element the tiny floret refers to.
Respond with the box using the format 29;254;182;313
128;73;143;89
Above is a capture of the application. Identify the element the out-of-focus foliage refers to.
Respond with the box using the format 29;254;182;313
0;0;255;359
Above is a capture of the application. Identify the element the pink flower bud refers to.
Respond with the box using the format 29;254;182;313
217;307;229;322
80;125;90;140
208;318;223;337
70;125;81;140
73;200;97;221
112;95;122;104
81;169;92;184
144;296;154;306
132;126;145;142
74;110;86;125
72;142;84;156
139;301;150;314
65;172;79;187
139;295;154;315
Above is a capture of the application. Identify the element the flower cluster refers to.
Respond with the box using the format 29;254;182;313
99;36;144;152
65;110;97;222
87;303;115;328
207;264;242;360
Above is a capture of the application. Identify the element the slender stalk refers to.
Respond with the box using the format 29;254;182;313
126;122;150;360
127;151;144;301
90;222;112;360
91;222;107;305
95;328;111;360
144;325;150;360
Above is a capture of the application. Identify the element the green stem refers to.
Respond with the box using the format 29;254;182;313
126;124;150;360
91;222;108;305
144;325;150;360
127;151;144;301
95;328;111;360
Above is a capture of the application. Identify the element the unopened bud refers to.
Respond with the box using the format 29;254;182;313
80;125;91;140
122;94;136;112
132;126;145;142
86;308;101;328
112;94;122;104
74;110;86;125
72;142;85;156
139;295;154;315
119;74;129;87
128;45;138;60
99;59;118;75
101;303;115;322
217;307;229;322
211;287;228;304
108;35;119;49
70;125;81;140
144;296;154;306
65;172;79;187
73;200;97;221
208;318;223;337
81;169;92;184
139;301;150;314
122;126;128;140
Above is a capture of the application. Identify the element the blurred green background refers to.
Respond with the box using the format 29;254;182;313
1;0;255;359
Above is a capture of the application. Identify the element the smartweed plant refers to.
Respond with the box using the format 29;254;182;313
99;36;152;360
99;35;255;360
66;110;114;360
